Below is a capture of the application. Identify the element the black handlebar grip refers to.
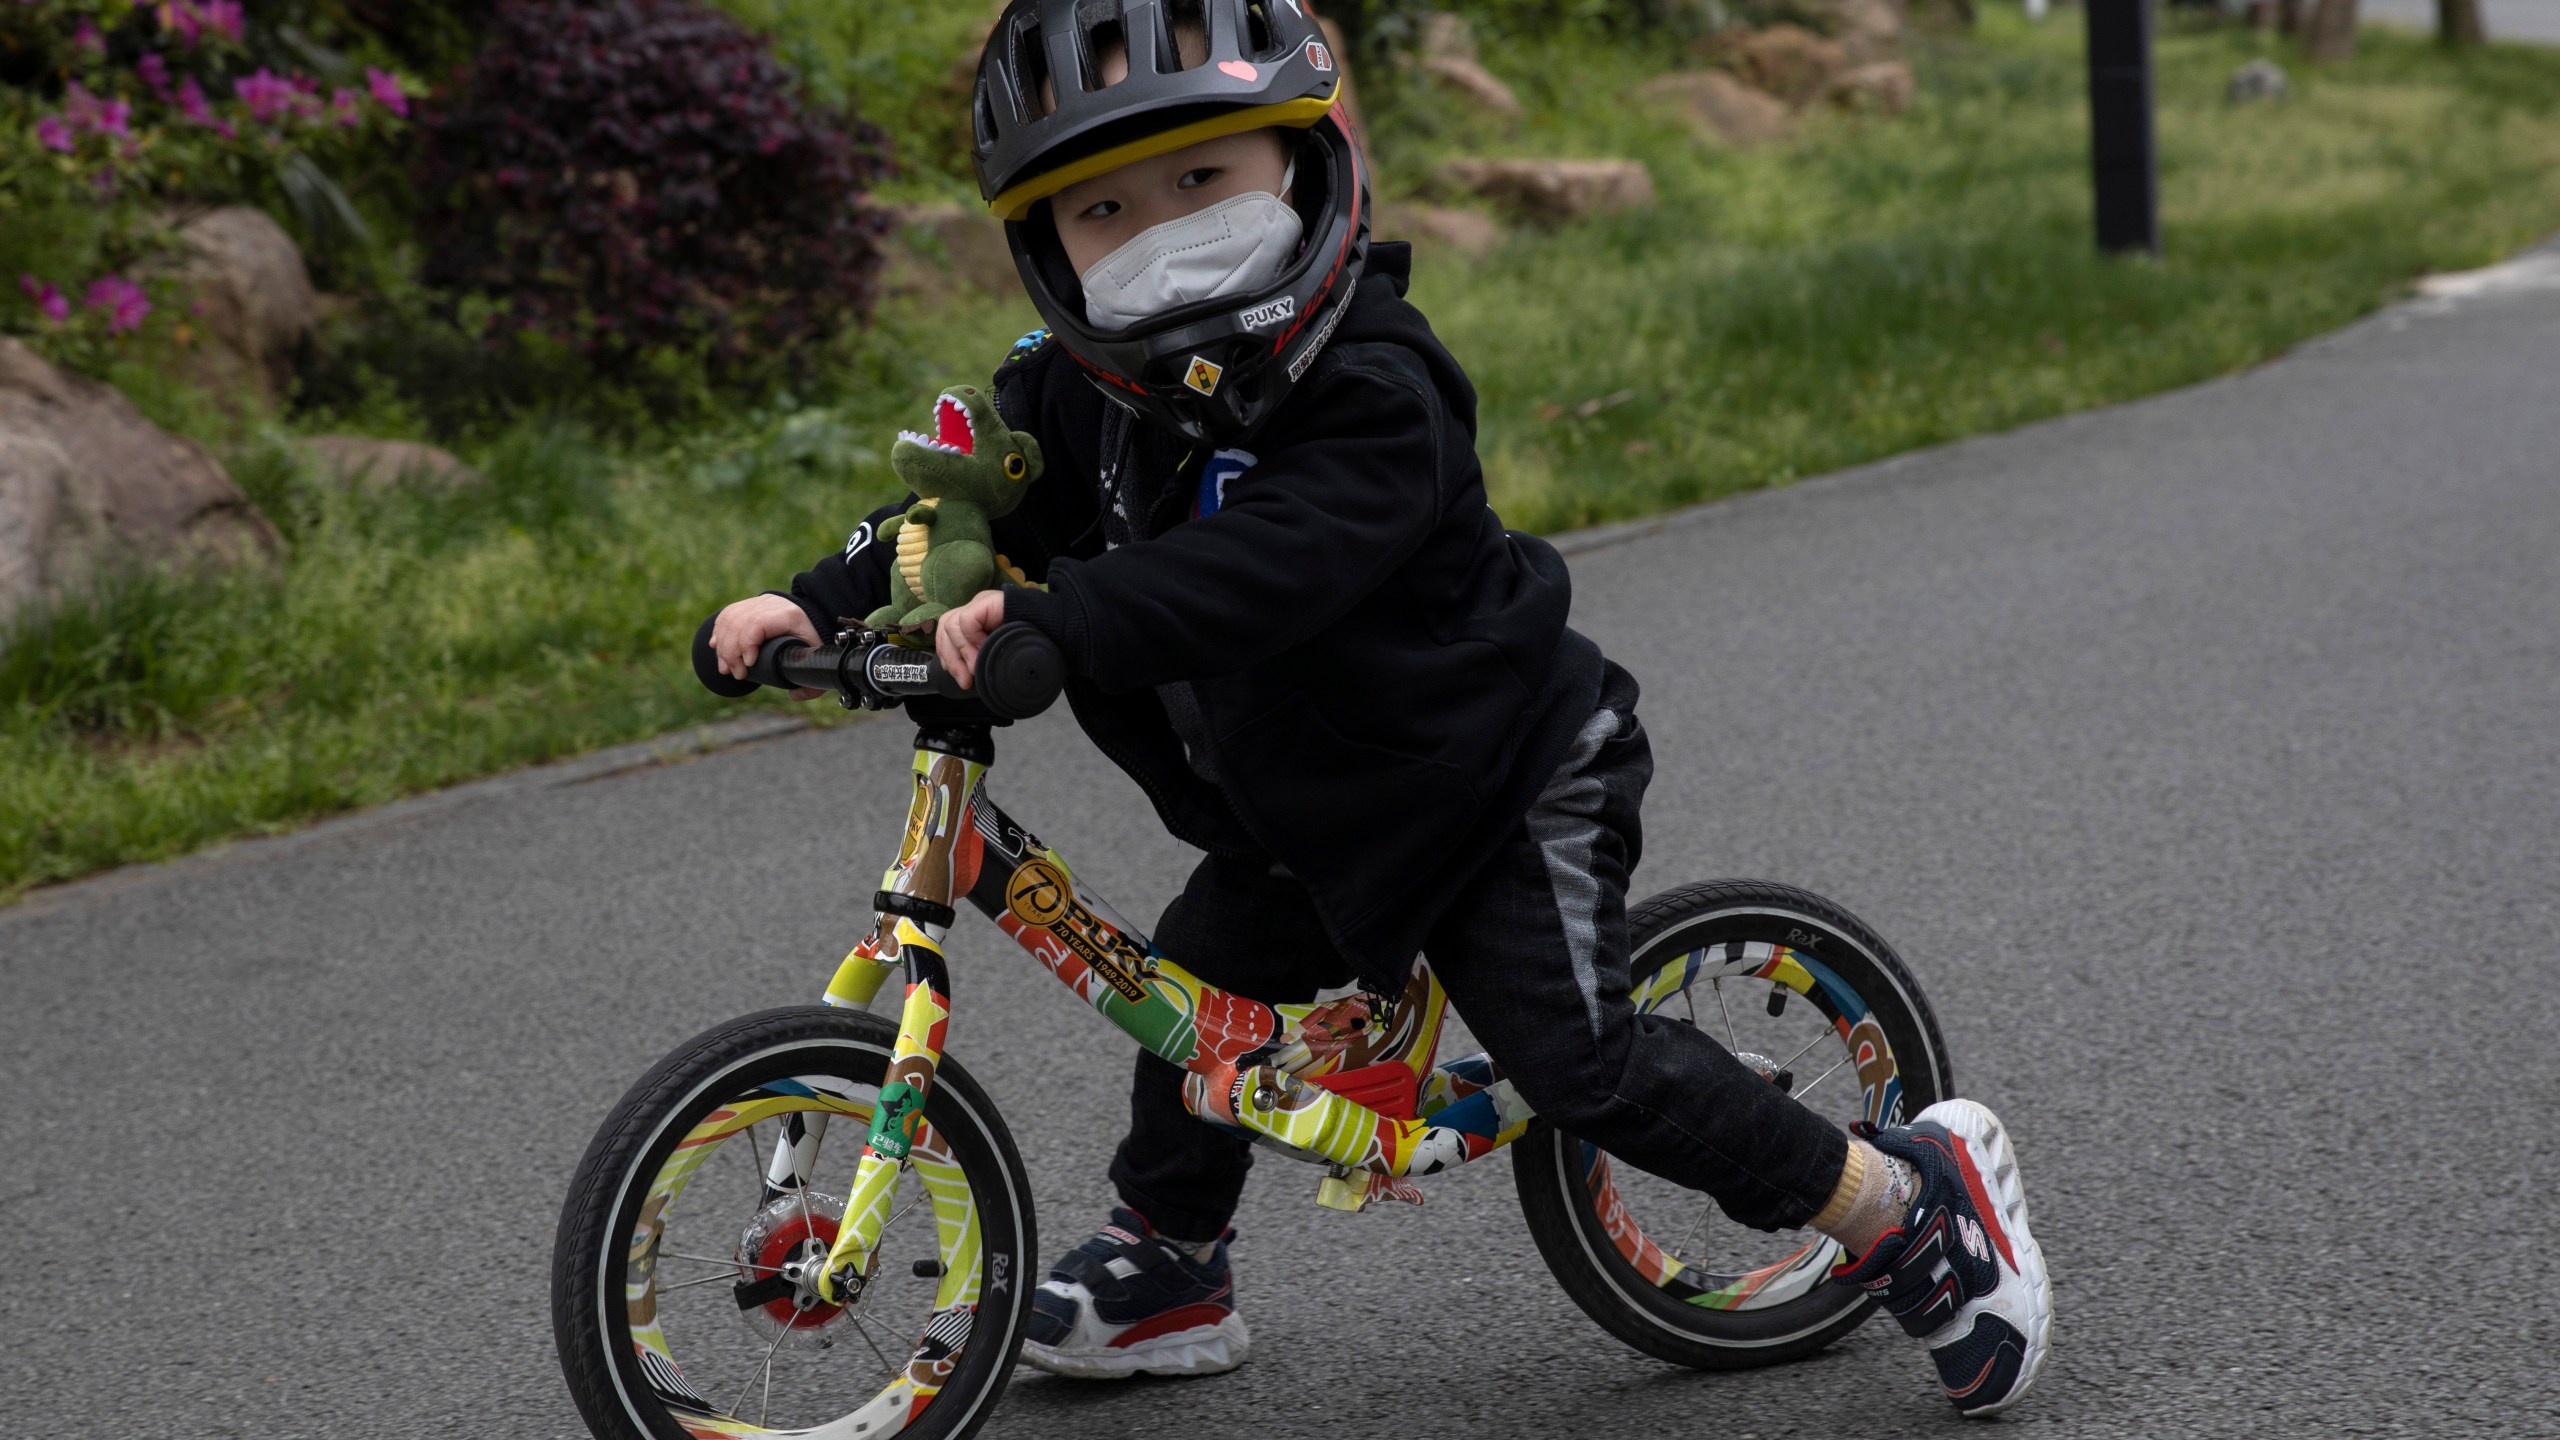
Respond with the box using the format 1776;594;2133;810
973;623;1066;719
692;614;759;699
745;634;812;691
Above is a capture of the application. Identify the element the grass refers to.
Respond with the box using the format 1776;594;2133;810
8;7;2560;899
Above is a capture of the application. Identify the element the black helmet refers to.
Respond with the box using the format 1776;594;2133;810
971;0;1371;445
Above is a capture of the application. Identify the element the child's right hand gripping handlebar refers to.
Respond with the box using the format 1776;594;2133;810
690;614;1065;721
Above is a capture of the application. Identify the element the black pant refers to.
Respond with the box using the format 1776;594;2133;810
1110;669;1851;1242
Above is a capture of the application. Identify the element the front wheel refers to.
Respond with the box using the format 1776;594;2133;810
552;1007;1035;1440
1514;880;1953;1370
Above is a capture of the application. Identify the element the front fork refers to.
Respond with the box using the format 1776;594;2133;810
811;736;984;1303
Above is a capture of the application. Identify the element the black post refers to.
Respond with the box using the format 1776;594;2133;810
2086;0;2160;255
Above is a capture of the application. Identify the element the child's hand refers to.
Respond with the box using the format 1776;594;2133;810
709;594;824;700
933;590;1008;692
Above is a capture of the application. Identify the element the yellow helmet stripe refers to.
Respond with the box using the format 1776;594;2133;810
986;92;1338;222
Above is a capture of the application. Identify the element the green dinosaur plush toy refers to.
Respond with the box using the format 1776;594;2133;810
865;383;1045;630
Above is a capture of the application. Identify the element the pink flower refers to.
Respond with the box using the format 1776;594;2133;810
330;88;365;128
366;66;409;118
234;68;296;124
19;275;70;325
175;76;237;138
200;0;243;42
36;115;74;152
73;17;103;52
84;275;152;334
66;84;132;140
138;53;171;94
158;1;202;46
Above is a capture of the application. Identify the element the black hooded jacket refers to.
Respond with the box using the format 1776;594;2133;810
782;244;1606;990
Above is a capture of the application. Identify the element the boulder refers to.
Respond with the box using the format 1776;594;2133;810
1376;203;1505;261
1816;0;1907;64
292;436;484;493
150;206;321;409
877;201;1021;298
1637;70;1794;147
1423;54;1522;119
1720;23;1848;108
2227;58;2291;103
1416;10;1519;118
1439;159;1655;223
1828;60;1915;114
1421;11;1479;64
0;337;276;625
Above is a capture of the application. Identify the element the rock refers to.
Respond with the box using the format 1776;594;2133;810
0;430;79;621
2227;58;2291;102
1420;11;1479;63
150;206;321;409
1637;70;1794;147
1422;54;1522;119
878;202;1021;297
1816;0;1907;64
1828;60;1915;114
292;436;484;493
1376;203;1505;261
0;337;276;625
1721;23;1848;108
1439;159;1655;223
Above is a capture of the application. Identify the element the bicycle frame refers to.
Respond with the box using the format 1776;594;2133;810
806;725;1540;1298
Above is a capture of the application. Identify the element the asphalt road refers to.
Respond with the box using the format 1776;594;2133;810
2362;0;2560;44
7;251;2559;1439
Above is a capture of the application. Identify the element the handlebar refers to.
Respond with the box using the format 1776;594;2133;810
692;615;1065;721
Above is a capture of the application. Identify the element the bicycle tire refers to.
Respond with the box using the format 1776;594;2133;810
552;1006;1036;1440
1513;879;1952;1370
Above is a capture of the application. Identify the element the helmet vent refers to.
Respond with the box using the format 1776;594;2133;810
1074;0;1125;92
1245;2;1275;59
1009;14;1053;120
1162;0;1208;71
973;78;1000;151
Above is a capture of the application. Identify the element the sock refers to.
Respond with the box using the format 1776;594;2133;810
1184;1237;1220;1265
1809;1137;1916;1258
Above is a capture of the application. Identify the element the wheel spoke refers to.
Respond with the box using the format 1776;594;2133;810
729;1312;791;1423
1712;978;1739;1053
660;1271;758;1293
1669;1197;1713;1268
1789;1051;1855;1102
660;1250;784;1273
1772;1023;1836;1078
849;1312;901;1381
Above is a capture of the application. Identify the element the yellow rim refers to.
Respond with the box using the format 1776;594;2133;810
986;92;1337;221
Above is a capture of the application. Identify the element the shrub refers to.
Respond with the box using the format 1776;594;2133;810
411;0;894;382
1;1;414;363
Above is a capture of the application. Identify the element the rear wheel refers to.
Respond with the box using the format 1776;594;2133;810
552;1007;1035;1439
1514;880;1952;1369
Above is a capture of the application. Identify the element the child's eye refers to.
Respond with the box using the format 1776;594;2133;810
1079;199;1121;220
1176;167;1220;190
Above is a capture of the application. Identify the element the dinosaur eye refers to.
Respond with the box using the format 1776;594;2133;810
1004;453;1028;480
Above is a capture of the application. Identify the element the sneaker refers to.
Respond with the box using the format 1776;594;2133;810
1019;1208;1250;1379
1833;1099;2053;1418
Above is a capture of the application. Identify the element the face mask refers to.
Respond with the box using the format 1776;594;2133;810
1079;159;1303;332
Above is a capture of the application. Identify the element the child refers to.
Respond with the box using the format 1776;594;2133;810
705;0;2048;1416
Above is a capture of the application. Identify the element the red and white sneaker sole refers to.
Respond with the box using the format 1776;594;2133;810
1019;1310;1251;1380
1915;1098;2054;1417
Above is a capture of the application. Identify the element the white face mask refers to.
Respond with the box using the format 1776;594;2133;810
1078;160;1303;332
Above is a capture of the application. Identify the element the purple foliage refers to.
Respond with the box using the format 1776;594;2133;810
411;0;893;369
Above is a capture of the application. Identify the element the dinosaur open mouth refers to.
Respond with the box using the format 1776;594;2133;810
897;394;977;457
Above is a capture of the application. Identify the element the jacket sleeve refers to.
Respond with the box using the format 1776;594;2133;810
1005;353;1444;693
780;498;912;636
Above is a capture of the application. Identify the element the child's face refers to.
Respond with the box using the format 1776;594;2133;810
1050;128;1293;277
